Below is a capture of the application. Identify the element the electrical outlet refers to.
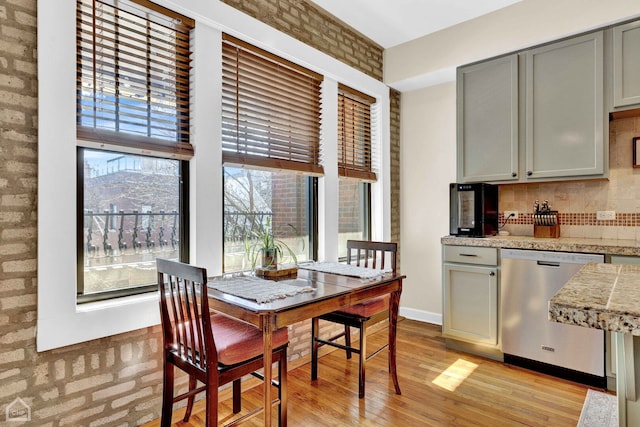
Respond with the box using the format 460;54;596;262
597;210;616;220
504;210;518;220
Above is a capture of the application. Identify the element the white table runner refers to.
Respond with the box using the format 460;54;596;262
209;276;313;304
298;262;390;279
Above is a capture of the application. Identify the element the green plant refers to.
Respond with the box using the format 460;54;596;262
244;216;301;270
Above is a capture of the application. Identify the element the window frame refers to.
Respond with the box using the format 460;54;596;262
76;147;191;303
37;0;390;351
74;0;194;303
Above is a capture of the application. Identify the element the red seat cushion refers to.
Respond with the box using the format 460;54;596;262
336;295;389;318
211;314;289;366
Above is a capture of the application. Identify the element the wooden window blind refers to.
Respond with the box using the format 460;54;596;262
221;34;324;175
338;84;377;182
76;0;194;158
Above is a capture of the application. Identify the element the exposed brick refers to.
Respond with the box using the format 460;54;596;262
91;380;135;401
0;326;34;344
2;259;36;273
0;348;25;364
0;90;37;107
0;293;35;310
19;177;37;189
5;160;37;174
0;108;25;124
0;212;25;223
14;10;36;27
120;343;133;362
64;373;114;395
1;24;36;43
0;378;27;399
0;243;28;256
14;59;36;75
8;0;36;11
54;359;66;381
34;396;86;419
40;387;60;401
33;362;49;385
0;278;25;290
90;353;100;370
89;409;129;427
2;227;36;240
60;404;106;426
119;360;157;378
1;128;37;143
111;386;153;408
72;355;85;376
0;74;24;90
1;194;31;207
0;367;20;380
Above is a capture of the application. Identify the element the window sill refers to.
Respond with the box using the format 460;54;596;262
37;291;160;352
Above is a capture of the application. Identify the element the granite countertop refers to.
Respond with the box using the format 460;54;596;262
549;263;640;335
441;235;640;256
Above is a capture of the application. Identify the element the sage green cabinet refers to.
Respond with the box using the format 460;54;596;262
613;20;640;108
457;55;519;183
525;31;605;179
457;31;606;183
442;246;499;348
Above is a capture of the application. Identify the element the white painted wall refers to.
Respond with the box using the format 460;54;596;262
389;0;640;324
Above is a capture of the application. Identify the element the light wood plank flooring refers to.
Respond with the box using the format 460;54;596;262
145;319;603;426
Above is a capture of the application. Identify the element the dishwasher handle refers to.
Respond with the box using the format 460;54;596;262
537;261;560;267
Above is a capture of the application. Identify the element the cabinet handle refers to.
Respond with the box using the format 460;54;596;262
489;271;495;276
527;171;533;176
459;254;478;257
512;172;517;177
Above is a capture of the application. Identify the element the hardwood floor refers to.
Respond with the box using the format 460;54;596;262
144;319;602;426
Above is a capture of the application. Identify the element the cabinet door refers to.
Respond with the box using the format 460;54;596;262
457;54;519;183
443;263;498;346
613;20;640;107
525;31;604;179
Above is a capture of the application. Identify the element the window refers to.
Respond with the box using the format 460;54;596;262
337;84;376;258
221;34;322;271
39;0;390;350
76;0;193;302
223;167;313;271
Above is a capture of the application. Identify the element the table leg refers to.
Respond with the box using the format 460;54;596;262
262;316;273;427
389;286;401;395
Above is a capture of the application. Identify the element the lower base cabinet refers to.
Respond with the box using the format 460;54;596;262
442;246;499;349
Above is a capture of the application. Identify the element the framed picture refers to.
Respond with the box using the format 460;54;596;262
634;137;640;168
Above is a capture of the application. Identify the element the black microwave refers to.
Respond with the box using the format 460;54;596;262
449;183;499;237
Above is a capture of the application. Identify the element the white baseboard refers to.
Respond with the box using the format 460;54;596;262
399;307;442;325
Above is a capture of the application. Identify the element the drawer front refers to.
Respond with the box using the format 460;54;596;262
443;245;498;265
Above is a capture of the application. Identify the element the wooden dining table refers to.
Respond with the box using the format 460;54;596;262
206;267;405;427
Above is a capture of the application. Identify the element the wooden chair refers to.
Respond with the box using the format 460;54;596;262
310;240;401;398
157;258;289;426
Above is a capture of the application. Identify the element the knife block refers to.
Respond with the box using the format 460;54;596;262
534;224;560;238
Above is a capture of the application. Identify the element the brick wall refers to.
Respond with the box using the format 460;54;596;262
0;0;399;424
219;0;384;81
390;89;401;267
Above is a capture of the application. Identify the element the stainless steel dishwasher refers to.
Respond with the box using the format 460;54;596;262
500;248;606;387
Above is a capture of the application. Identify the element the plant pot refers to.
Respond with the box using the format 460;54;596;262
261;248;277;269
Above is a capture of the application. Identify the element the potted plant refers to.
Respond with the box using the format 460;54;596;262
244;216;300;270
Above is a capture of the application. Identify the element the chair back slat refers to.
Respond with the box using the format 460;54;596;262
346;240;397;274
157;258;216;371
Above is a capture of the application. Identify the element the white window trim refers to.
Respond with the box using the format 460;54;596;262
37;0;390;351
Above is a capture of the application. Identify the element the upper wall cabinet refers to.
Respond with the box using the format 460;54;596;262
613;20;640;108
457;31;606;184
525;31;604;180
457;55;519;183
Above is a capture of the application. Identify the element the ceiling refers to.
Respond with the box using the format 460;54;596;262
309;0;522;49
